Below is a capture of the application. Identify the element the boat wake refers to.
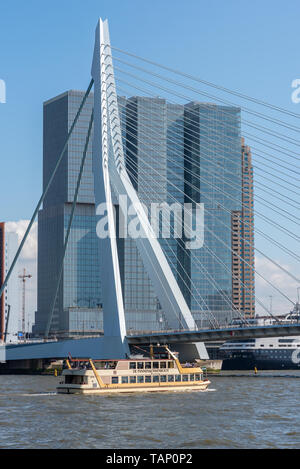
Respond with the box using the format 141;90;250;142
20;392;57;396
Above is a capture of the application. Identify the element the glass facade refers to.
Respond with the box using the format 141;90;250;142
118;98;243;330
120;97;168;330
34;91;102;336
184;103;242;326
35;90;246;335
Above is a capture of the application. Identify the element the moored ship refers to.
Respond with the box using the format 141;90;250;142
220;336;300;370
57;346;210;394
220;305;300;370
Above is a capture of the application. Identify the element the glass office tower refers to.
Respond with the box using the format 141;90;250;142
183;103;242;326
35;91;252;336
118;98;245;330
34;91;102;337
120;97;169;331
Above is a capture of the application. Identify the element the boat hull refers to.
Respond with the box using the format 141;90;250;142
57;382;210;395
222;352;300;370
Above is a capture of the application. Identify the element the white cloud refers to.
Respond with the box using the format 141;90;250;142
255;255;299;316
5;220;37;328
5;220;37;261
3;221;299;328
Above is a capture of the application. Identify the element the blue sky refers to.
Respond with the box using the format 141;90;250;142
0;0;299;317
0;0;299;220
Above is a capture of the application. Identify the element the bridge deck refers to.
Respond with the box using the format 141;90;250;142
127;323;300;345
1;323;300;362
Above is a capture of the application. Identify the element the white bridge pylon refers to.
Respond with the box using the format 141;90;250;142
91;18;202;356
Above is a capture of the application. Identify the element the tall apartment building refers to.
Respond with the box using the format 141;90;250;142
33;91;102;337
231;138;255;317
0;223;19;342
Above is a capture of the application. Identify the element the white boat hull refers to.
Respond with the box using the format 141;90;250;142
57;381;210;395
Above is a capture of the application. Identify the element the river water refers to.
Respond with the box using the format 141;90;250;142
0;371;300;449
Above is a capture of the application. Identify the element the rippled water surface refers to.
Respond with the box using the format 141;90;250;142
0;371;300;449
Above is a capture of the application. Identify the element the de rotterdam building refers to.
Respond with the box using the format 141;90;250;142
34;92;254;336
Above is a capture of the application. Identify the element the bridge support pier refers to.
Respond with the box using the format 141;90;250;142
174;342;209;362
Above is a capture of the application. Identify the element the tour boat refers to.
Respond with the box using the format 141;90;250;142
57;346;210;394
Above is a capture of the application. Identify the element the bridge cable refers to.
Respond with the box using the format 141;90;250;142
111;55;300;156
120;162;252;325
118;101;297;258
108;45;300;120
119;129;298;308
120;155;274;320
119;98;300;214
114;77;300;191
114;72;300;174
0;79;94;303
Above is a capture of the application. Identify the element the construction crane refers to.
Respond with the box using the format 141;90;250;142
18;269;32;341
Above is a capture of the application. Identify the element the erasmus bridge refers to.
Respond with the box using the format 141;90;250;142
1;18;300;365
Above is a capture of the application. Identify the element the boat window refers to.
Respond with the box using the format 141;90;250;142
168;362;174;369
130;376;136;383
137;376;144;383
122;376;128;384
160;375;167;382
153;375;159;383
145;362;152;369
190;374;195;381
112;377;118;384
168;375;174;382
195;374;201;381
137;362;144;369
129;362;136;369
160;362;166;369
175;375;181;382
65;375;87;385
95;363;105;370
145;375;151;383
153;362;159;369
182;375;189;382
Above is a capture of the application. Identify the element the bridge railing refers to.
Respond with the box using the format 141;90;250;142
126;320;300;336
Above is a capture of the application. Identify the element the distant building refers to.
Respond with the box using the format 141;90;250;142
0;222;19;343
231;138;255;317
33;91;102;337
